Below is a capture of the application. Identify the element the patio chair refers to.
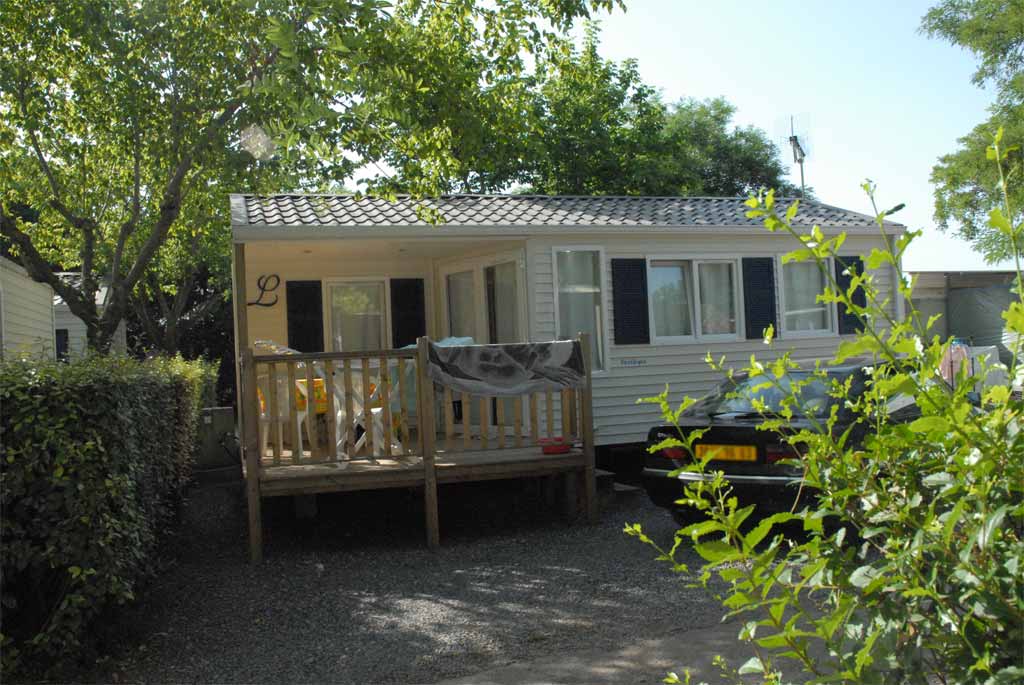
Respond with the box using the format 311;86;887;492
257;368;311;458
329;359;404;459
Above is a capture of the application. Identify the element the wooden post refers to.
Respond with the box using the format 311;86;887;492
362;360;373;456
268;362;281;464
343;360;355;456
461;391;471;450
416;337;440;549
578;332;597;523
380;354;393;458
241;348;263;562
324;360;338;461
443;387;454;450
287;362;299;461
305;361;320;461
398;358;409;454
232;242;250;457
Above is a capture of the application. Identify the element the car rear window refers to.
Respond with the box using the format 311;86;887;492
711;372;835;417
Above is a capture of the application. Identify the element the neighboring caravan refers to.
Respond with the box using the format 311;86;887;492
230;194;905;452
0;256;55;360
909;270;1018;363
53;273;127;360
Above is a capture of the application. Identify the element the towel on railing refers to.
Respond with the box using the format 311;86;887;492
426;341;585;396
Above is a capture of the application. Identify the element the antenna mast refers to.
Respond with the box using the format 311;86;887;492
788;115;807;199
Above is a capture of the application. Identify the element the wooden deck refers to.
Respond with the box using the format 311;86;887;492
236;335;596;562
253;446;587;497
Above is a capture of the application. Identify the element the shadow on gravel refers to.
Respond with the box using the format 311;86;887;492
91;479;722;685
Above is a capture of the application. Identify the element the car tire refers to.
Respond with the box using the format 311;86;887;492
671;508;704;527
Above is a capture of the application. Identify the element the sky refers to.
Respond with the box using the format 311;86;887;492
588;0;1009;272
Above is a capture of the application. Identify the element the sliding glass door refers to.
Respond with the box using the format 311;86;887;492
442;255;523;344
485;260;519;344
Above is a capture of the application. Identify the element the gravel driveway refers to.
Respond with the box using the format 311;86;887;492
96;478;723;684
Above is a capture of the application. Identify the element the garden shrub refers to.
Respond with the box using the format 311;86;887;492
0;354;217;678
628;132;1023;684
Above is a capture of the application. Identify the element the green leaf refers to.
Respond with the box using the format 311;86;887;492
849;565;880;589
694;540;739;564
737;657;765;674
744;512;796;549
988;208;1014;236
922;472;954;488
908;416;949;434
978;505;1008;550
785;200;800;223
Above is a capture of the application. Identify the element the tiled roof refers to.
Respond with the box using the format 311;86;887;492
233;194;897;230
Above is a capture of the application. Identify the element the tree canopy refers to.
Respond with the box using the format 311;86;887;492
922;0;1023;262
442;24;799;197
0;0;618;350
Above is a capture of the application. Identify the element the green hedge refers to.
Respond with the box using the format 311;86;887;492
0;354;217;678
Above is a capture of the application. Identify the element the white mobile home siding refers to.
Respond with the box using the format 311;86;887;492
527;233;900;446
53;303;127;358
0;258;54;360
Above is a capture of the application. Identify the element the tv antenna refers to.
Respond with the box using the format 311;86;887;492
776;114;811;198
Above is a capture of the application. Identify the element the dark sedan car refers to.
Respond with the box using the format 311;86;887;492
642;365;871;521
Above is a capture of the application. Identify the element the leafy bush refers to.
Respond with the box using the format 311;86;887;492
628;132;1023;684
0;354;217;678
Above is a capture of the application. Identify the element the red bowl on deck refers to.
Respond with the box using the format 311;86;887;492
539;437;572;455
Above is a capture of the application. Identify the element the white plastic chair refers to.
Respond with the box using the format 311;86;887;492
330;359;402;459
257;368;312;458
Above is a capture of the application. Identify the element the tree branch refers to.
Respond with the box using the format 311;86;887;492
122;100;243;292
16;83;92;232
110;119;142;285
150;273;171;321
132;283;164;351
0;204;94;317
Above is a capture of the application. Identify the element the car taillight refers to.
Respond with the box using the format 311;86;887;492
661;446;687;464
765;443;802;463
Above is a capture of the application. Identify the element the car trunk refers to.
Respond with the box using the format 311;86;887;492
647;417;807;476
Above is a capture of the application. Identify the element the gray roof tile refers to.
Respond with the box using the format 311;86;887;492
234;194;897;230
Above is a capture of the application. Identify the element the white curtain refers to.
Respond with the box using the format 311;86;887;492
650;261;694;337
446;270;476;338
330;282;385;351
783;262;829;330
556;250;604;369
698;262;736;335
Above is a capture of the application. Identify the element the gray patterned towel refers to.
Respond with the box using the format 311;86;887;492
426;341;585;396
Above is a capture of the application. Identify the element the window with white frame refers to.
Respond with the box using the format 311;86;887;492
554;248;605;370
329;281;387;352
780;260;833;333
649;259;738;340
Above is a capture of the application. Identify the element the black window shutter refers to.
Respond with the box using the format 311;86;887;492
742;257;778;340
835;256;866;334
390;278;427;348
285;280;324;353
611;258;650;345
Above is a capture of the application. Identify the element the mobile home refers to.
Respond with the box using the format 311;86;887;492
231;194;903;447
0;256;55;360
229;194;903;558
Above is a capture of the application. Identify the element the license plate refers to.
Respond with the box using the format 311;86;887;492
696;444;757;462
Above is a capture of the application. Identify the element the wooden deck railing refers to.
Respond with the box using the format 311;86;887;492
239;334;594;561
435;389;581;451
246;347;419;465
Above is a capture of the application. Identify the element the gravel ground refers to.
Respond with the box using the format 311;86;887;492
94;478;723;684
